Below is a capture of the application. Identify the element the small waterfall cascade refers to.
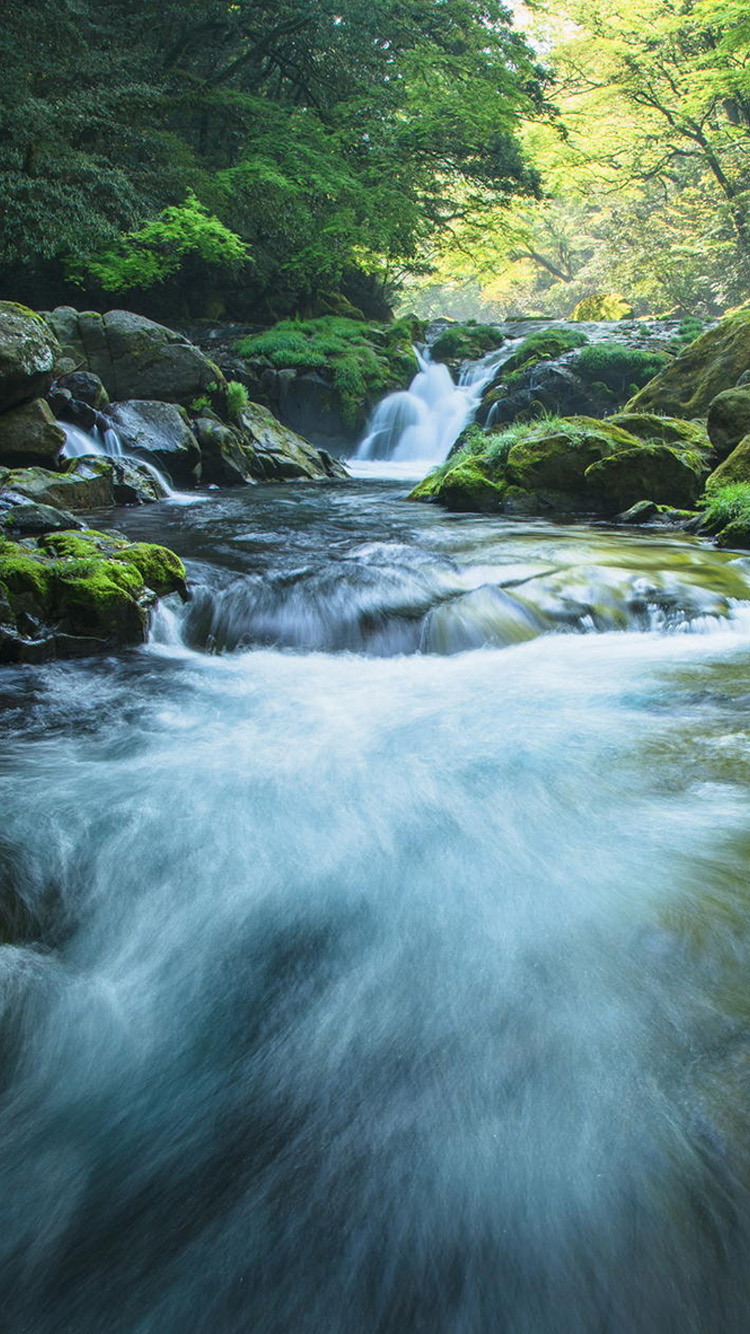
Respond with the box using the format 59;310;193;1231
60;420;199;504
353;344;512;472
62;421;124;459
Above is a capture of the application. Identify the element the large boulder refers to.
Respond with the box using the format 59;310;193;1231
192;417;256;486
239;403;348;481
6;459;117;510
0;302;62;413
45;307;222;406
626;309;750;417
107;400;202;485
584;445;707;513
504;418;640;505
0;528;187;662
706;389;750;459
704;432;750;489
0;398;66;468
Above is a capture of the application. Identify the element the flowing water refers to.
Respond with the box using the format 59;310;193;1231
4;481;750;1331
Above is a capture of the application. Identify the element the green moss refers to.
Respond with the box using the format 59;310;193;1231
585;445;707;513
0;551;53;609
429;324;505;364
500;328;589;380
576;344;668;394
408;457;506;511
627;309;750;417
570;294;633;321
609;413;710;451
113;543;186;596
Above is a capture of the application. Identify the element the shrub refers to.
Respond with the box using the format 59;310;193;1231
226;381;249;421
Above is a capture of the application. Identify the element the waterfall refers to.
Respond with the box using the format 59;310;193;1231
61;422;123;459
350;345;514;480
60;421;204;505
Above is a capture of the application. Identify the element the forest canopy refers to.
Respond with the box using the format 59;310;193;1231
0;0;546;319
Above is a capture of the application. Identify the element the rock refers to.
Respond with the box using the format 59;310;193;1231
706;389;750;459
193;417;256;486
0;302;62;413
6;459;116;510
0;497;84;537
45;307;222;406
570;294;633;321
107;400;202;486
504;418;640;504
584;445;707;514
0;398;66;468
615;500;659;524
239;403;349;481
410;458;507;512
626;309;750;417
111;458;169;504
57;371;109;409
0;528;187;662
737;370;750;388
608;413;711;451
428;323;505;371
704;432;750;489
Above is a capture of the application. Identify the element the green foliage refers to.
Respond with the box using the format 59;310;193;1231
238;316;418;426
700;482;750;546
669;317;709;351
0;0;545;317
68;192;249;293
576;344;668;394
225;381;249;422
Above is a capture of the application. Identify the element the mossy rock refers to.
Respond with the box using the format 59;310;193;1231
0;529;187;661
704;433;750;489
570;294;634;321
706;389;750;460
609;413;711;452
409;457;506;512
429;324;505;367
0;302;62;413
584;445;708;514
0;398;66;468
504;417;641;499
626;309;750;417
499;328;590;381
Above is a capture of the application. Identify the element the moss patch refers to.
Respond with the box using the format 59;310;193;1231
627;309;750;418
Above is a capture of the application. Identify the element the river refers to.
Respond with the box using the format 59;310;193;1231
3;479;750;1331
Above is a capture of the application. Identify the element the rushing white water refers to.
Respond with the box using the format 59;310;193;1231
61;421;123;459
60;421;204;505
4;488;750;1331
353;346;507;475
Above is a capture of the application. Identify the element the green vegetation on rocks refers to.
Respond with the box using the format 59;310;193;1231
0;528;187;661
575;343;668;395
429;324;505;366
500;328;590;379
570;295;633;321
699;483;750;549
627;310;750;418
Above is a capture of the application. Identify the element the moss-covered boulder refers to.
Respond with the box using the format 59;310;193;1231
192;417;257;486
584;445;707;514
626;309;750;417
706;389;750;459
504;418;641;506
0;302;62;413
0;529;187;661
2;456;165;511
410;457;507;512
45;307;224;406
608;413;711;451
570;294;634;321
0;398;66;468
704;433;750;489
429;323;505;369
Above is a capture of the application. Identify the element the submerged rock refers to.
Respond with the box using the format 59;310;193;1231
0;302;62;413
0;528;187;662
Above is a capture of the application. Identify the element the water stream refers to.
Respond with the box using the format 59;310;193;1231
3;481;750;1330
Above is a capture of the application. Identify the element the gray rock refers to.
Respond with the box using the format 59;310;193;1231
239;402;349;481
0;496;84;536
193;417;256;485
45;307;222;405
6;459;116;510
0;398;66;468
0;302;62;413
107;400;202;486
